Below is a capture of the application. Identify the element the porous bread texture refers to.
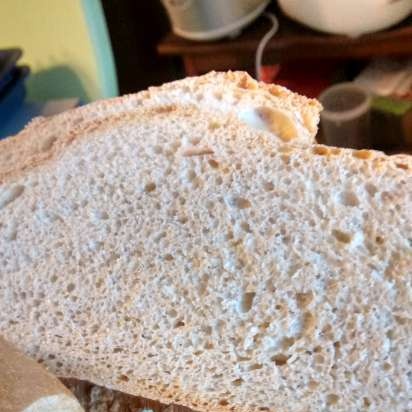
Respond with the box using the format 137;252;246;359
0;105;411;412
0;71;321;180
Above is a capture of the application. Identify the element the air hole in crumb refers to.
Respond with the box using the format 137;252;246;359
118;375;129;382
339;190;359;207
259;408;269;411
240;291;256;313
263;181;274;191
315;354;324;364
174;320;185;328
365;183;378;197
164;254;174;261
208;159;219;169
260;321;270;330
383;362;392;371
66;283;75;293
386;329;394;339
302;311;316;334
92;210;109;220
394;315;407;325
375;235;384;245
232;378;243;386
153;145;163;154
206;200;214;210
203;325;212;335
95;279;104;289
113;347;123;353
333;341;341;356
332;229;352;244
144;182;156;193
230;197;251;209
226;230;234;240
205;342;214;350
323;324;333;334
395;163;408;170
271;354;289;366
281;337;295;350
240;221;251;233
308;380;319;390
186;169;196;182
296;292;313;308
326;394;339;405
363;397;371;407
249;363;263;371
219;400;229;406
281;154;290;164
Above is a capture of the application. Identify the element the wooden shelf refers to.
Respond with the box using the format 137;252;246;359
158;5;412;75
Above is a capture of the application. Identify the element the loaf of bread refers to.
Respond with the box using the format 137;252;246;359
0;76;411;412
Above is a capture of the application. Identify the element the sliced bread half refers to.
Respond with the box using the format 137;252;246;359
0;105;410;412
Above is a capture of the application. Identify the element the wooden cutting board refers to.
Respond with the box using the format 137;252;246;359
62;378;195;412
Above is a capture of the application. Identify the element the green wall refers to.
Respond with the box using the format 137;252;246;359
0;0;117;102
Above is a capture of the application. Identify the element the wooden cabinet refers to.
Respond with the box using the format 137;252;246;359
157;6;412;76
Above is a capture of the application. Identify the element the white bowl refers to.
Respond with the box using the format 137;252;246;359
278;0;412;37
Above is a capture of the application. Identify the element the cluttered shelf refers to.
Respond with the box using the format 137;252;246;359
158;11;412;75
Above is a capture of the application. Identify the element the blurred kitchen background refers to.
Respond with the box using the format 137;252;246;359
0;0;411;152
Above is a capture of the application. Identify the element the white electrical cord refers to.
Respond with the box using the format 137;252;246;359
255;12;279;81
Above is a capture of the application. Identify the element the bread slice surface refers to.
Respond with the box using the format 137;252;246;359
0;105;411;412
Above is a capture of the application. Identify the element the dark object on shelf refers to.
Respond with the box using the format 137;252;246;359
319;82;372;149
0;65;30;127
371;96;412;150
157;5;412;76
0;48;22;92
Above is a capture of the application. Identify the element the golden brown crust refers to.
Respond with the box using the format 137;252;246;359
0;70;322;182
